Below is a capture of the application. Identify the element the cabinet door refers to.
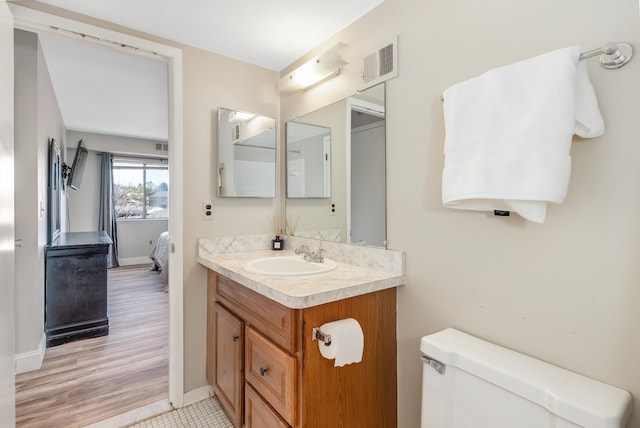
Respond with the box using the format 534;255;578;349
245;383;289;428
213;302;244;427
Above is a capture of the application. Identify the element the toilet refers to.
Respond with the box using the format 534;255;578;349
420;328;632;428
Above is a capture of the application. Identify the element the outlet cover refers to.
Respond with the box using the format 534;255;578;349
202;200;214;220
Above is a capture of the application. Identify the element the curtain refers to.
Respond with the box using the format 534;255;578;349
99;153;119;268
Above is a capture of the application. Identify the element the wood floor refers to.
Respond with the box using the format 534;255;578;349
15;264;169;428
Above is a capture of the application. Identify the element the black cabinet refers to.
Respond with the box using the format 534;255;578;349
45;231;112;347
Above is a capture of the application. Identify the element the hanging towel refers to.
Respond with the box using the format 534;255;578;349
441;46;604;223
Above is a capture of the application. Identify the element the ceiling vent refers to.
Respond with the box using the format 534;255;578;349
232;124;240;143
155;143;168;153
361;36;398;89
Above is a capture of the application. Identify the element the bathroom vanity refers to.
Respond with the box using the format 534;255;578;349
199;237;404;428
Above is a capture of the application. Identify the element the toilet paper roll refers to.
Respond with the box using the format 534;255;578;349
318;318;364;367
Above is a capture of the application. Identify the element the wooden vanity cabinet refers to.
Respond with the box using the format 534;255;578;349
207;269;397;428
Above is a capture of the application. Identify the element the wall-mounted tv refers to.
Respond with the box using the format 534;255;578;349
67;139;88;190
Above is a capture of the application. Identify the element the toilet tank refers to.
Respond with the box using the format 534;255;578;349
420;328;632;428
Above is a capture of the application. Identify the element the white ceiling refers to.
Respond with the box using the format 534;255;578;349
32;0;384;143
37;0;384;71
39;34;169;141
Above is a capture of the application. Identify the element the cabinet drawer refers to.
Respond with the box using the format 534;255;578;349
245;326;296;426
245;383;289;428
214;272;297;352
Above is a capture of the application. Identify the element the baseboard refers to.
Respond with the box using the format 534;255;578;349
182;385;213;407
118;257;153;267
15;331;46;374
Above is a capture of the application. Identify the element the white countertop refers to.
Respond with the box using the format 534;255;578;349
197;249;405;309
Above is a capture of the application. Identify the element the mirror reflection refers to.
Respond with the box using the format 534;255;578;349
217;108;276;198
286;122;331;198
285;83;386;247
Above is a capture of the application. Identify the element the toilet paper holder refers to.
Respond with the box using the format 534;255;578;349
312;327;332;346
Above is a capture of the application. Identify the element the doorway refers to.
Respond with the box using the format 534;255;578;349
347;90;386;248
10;1;185;417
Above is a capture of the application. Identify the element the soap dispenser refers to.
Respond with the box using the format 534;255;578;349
272;235;283;251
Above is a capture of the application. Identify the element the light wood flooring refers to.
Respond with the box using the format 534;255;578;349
15;264;169;428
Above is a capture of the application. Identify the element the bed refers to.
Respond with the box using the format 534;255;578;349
149;231;169;290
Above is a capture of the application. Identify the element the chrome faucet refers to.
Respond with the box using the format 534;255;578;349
295;245;325;263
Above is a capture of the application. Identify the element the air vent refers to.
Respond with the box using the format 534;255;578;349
155;143;168;153
232;124;240;142
361;36;398;89
379;43;394;76
363;52;378;84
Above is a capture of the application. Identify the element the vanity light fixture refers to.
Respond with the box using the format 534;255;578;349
279;42;347;93
228;111;255;122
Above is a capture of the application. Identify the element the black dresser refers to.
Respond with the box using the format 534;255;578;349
45;231;112;347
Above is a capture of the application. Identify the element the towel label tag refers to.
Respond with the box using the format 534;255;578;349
493;210;510;217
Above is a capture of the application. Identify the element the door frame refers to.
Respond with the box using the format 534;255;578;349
9;4;185;408
0;2;16;426
345;96;385;246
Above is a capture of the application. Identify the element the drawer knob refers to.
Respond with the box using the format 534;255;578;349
259;367;268;377
232;334;240;342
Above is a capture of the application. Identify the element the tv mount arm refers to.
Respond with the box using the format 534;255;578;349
61;162;71;180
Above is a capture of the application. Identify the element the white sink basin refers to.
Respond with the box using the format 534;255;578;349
242;256;337;277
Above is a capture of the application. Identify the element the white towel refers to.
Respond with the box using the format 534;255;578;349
441;46;604;223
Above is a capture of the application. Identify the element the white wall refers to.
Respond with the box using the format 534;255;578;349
281;1;640;426
66;130;167;157
117;220;168;265
14;29;66;372
180;46;279;390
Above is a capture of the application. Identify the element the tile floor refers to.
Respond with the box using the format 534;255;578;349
127;396;233;428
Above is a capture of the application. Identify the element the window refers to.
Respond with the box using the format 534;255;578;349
113;158;169;219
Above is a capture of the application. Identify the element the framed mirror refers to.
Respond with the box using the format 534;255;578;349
286;121;331;198
285;83;386;247
217;108;276;198
48;138;61;243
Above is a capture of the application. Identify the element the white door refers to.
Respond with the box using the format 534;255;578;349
0;1;15;427
350;120;386;247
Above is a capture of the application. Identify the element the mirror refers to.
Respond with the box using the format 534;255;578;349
48;138;61;243
286;121;331;198
285;83;386;247
217;108;276;197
